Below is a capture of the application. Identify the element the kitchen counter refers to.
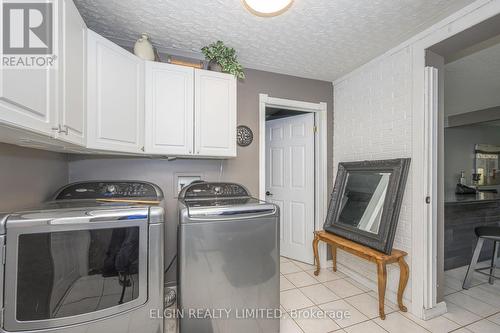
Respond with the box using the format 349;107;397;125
445;192;500;205
444;192;500;270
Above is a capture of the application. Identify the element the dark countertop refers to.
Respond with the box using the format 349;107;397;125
444;191;500;270
445;191;500;204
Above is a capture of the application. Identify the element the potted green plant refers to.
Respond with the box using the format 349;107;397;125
201;41;245;79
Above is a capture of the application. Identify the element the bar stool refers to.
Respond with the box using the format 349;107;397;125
463;226;500;289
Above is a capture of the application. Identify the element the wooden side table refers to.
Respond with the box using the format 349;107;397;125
312;231;409;319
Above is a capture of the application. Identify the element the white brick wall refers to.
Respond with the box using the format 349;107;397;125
333;46;413;301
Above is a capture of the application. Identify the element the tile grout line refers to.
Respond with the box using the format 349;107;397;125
281;257;404;332
371;318;391;333
282;257;500;333
282;284;417;331
444;298;500;328
446;291;500;318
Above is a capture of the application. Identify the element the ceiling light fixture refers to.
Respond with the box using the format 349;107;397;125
242;0;294;17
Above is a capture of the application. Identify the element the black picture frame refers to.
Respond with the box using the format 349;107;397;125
324;158;411;254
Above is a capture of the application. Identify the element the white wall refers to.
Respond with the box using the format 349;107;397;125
332;1;500;317
333;47;413;304
445;41;500;117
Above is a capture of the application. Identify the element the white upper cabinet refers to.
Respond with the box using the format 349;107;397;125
144;64;237;158
194;69;236;157
0;67;59;135
0;67;57;135
0;1;237;158
145;62;194;155
57;0;86;145
86;30;145;153
0;0;86;144
0;13;58;135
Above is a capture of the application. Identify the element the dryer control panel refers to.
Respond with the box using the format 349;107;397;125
179;182;250;199
54;181;163;200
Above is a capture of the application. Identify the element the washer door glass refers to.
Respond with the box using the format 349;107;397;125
17;227;140;321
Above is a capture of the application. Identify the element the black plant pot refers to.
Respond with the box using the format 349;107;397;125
208;60;223;72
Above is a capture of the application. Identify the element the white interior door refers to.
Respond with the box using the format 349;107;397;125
266;113;315;264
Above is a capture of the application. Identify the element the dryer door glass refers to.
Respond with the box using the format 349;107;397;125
16;227;141;321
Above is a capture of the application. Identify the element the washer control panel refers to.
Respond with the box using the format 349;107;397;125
54;181;163;200
180;182;250;199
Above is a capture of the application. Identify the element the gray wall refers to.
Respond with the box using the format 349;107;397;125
223;68;334;197
67;156;225;283
0;143;69;212
445;125;500;194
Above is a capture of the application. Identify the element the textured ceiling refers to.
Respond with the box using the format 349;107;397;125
74;0;474;81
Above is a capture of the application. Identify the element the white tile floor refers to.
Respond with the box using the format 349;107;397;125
280;257;500;333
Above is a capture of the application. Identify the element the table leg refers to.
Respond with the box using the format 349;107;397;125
377;261;387;320
313;233;320;276
331;245;337;272
397;257;409;312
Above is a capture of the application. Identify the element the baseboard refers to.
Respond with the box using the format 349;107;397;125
319;243;329;267
423;301;447;320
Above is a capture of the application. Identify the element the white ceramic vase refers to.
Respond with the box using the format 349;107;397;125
134;33;155;61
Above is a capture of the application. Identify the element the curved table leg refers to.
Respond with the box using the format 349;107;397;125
397;257;409;312
377;261;387;320
313;233;321;276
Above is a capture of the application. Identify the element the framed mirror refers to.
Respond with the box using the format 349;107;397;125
324;158;411;254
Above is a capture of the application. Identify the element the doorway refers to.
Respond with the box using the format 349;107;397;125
259;94;328;265
266;111;314;263
422;12;500;317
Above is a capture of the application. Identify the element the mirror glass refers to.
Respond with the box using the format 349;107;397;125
337;172;392;234
475;144;500;186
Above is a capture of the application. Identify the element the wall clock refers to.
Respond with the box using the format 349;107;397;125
237;125;253;147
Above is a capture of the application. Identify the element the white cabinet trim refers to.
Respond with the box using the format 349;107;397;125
56;0;86;145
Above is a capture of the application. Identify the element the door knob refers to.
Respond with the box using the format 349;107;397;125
265;191;273;196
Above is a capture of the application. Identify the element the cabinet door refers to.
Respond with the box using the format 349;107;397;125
194;69;236;157
0;48;57;135
145;62;194;155
57;0;86;145
87;30;144;153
